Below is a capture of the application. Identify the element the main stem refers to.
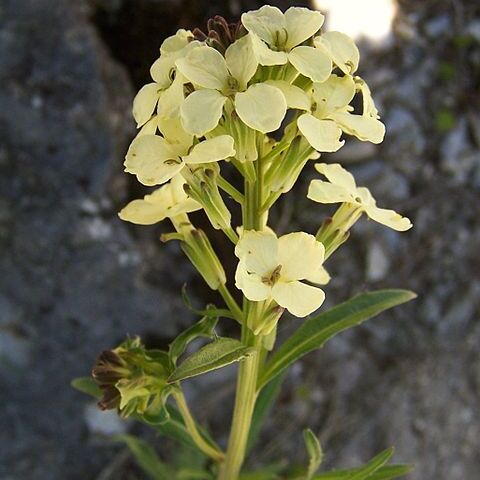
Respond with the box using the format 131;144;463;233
219;155;267;480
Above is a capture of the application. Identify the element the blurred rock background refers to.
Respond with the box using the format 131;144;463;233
0;0;479;479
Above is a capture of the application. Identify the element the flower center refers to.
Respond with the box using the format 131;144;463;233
226;75;240;95
262;264;282;286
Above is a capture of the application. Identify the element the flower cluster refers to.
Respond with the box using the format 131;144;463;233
120;4;411;320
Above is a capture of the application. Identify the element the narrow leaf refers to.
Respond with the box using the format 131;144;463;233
259;290;416;389
169;315;218;366
368;465;414;480
71;377;102;399
304;429;323;479
247;372;286;454
115;434;173;480
313;463;413;480
348;448;394;480
168;337;255;383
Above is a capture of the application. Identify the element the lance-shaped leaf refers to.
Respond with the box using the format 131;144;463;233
258;290;416;389
168;337;255;383
313;450;412;480
169;315;219;367
304;429;323;479
114;434;174;480
347;448;394;480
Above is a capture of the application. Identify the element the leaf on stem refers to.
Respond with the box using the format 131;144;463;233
168;337;255;383
169;315;219;367
258;290;417;389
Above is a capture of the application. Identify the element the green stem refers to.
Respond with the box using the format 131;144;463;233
218;333;262;480
218;284;243;323
173;390;225;462
219;156;269;480
217;175;245;204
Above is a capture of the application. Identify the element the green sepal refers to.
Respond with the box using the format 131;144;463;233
168;337;255;383
258;290;417;390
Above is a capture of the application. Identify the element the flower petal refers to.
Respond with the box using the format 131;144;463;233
284;7;325;50
364;204;413;231
157;116;192;148
180;89;226;136
315;31;360;75
132;83;161;127
235;261;272;301
235;84;287;133
176;46;229;90
241;5;286;46
288;46;332;83
235;230;279;277
297;113;344;152
160;29;192;56
307;180;353;204
250;33;289;66
156;75;184;120
137;115;159;137
312;74;356;118
278;232;325;281
308;265;331;285
272;281;325;317
314;162;357;193
124;135;184;186
225;34;258;90
265;80;311;110
150;56;176;89
330;112;386;143
182;135;235;165
118;181;200;225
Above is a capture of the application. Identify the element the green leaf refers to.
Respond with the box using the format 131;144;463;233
168;337;255;383
258;290;416;389
169;315;219;367
71;377;102;399
313;463;413;480
347;448;394;480
114;434;174;480
247;372;286;454
367;465;414;480
304;429;323;479
312;449;410;480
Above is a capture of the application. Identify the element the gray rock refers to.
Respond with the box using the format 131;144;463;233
365;241;391;282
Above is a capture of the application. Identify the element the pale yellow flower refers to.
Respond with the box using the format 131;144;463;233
241;6;332;82
132;30;201;128
176;39;287;134
308;163;412;231
124;132;235;186
235;230;327;317
118;175;201;225
314;31;360;75
298;74;386;152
